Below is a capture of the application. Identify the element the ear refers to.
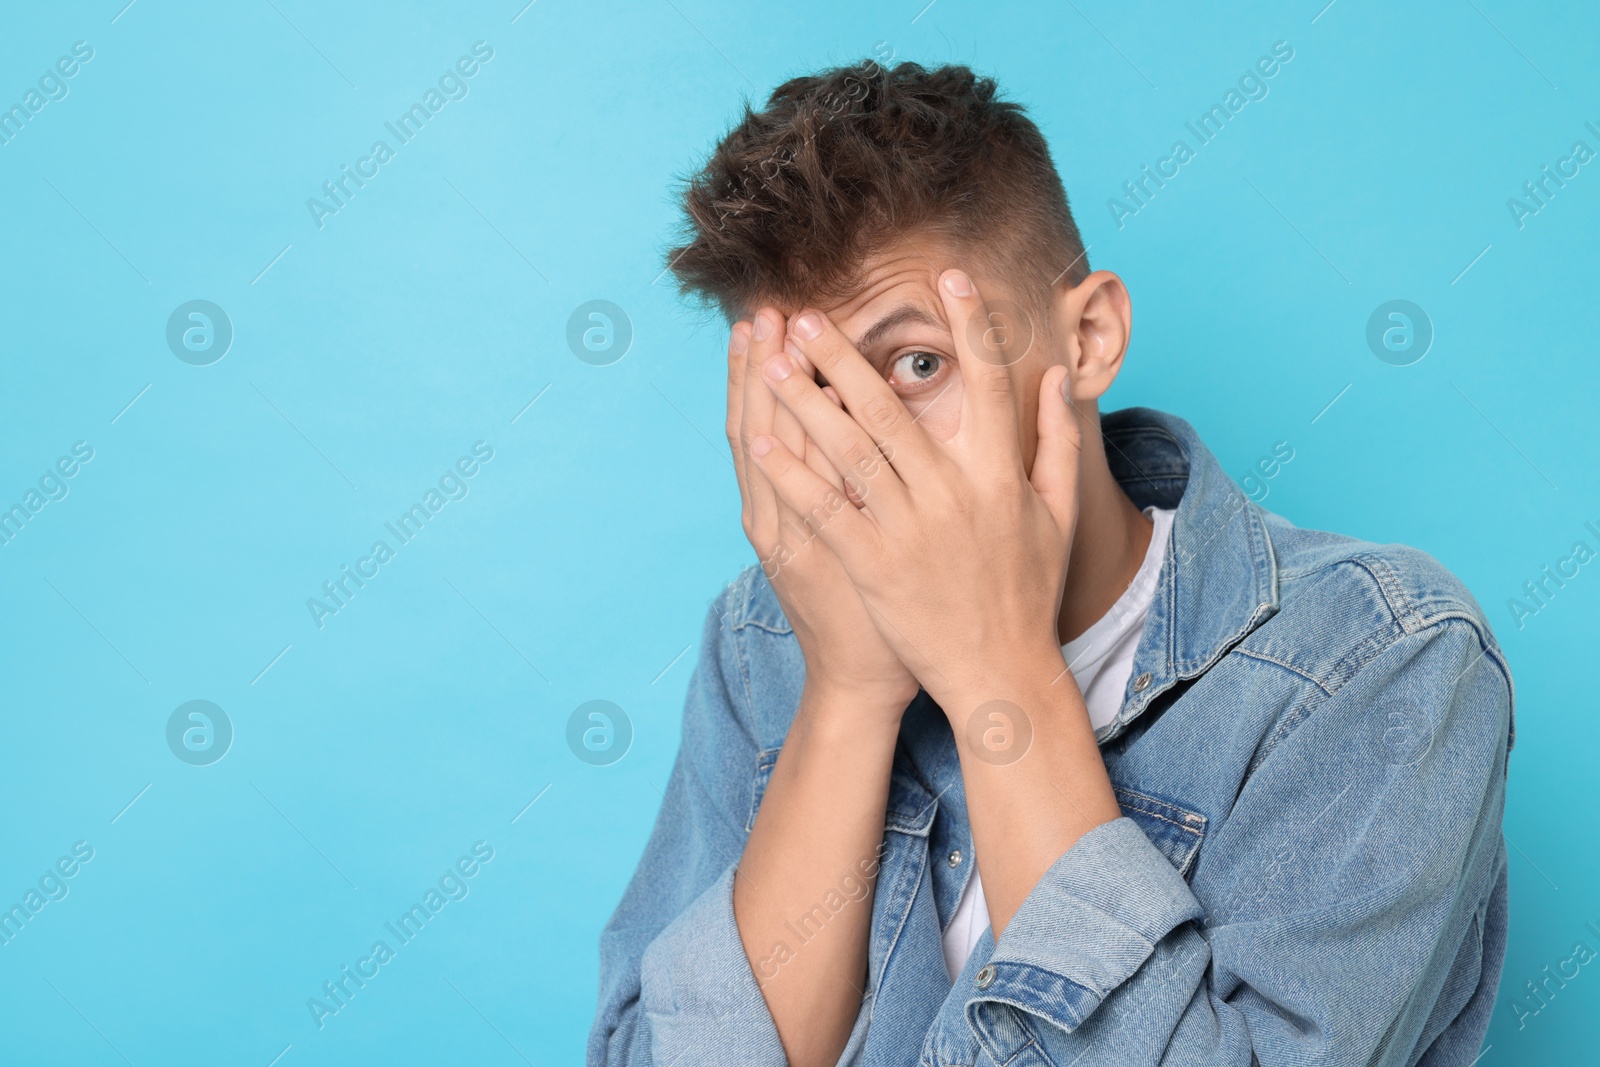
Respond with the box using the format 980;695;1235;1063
1052;271;1131;403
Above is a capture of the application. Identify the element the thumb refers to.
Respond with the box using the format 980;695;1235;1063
1030;365;1082;530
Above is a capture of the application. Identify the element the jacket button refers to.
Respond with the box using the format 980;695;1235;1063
948;849;962;868
1133;672;1152;692
976;964;995;990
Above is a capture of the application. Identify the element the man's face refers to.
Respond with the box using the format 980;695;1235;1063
763;233;1058;468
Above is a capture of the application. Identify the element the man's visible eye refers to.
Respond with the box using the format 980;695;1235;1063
888;351;945;386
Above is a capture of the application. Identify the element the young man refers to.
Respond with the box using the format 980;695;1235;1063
591;61;1512;1067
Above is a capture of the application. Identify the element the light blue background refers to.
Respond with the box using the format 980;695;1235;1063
1;1;1596;1063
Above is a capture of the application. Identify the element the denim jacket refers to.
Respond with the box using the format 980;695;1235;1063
590;407;1514;1067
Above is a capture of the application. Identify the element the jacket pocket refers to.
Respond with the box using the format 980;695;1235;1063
1115;787;1207;878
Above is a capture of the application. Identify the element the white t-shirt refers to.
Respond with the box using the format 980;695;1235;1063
940;505;1175;981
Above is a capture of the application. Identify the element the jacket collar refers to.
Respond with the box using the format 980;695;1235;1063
1096;406;1280;741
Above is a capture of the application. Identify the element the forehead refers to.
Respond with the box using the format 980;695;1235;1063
798;234;960;345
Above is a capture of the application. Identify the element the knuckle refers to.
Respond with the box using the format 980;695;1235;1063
759;539;793;579
743;513;769;550
862;394;903;435
996;476;1027;504
842;473;868;505
808;486;846;526
812;340;847;375
792;387;824;416
777;515;807;545
840;439;877;476
987;477;1029;516
982;368;1014;400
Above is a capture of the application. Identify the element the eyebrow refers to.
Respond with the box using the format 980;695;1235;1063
852;304;947;355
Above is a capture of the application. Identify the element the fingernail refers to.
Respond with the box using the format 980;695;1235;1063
731;326;749;355
792;312;822;341
753;312;773;341
764;354;794;382
943;271;973;297
751;435;774;458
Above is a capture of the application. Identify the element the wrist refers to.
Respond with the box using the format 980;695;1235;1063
925;642;1074;716
802;666;918;712
798;676;914;738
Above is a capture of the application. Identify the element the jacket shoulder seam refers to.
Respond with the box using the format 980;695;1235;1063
1250;615;1510;778
1230;647;1337;697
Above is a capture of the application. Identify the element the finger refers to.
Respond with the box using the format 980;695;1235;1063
937;269;1025;468
769;494;814;575
1031;364;1083;532
804;424;846;491
773;442;843;562
808;386;869;505
783;309;940;479
777;365;840;557
742;308;786;543
771;380;808;464
748;434;876;569
760;346;911;521
805;422;870;511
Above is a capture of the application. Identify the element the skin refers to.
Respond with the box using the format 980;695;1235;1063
727;232;1149;1067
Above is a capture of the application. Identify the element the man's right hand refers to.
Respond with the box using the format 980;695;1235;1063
727;308;919;719
727;309;916;1066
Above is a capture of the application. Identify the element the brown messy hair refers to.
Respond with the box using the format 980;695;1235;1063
664;60;1090;328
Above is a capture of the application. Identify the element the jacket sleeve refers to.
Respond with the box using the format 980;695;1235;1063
587;584;789;1066
956;618;1512;1067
